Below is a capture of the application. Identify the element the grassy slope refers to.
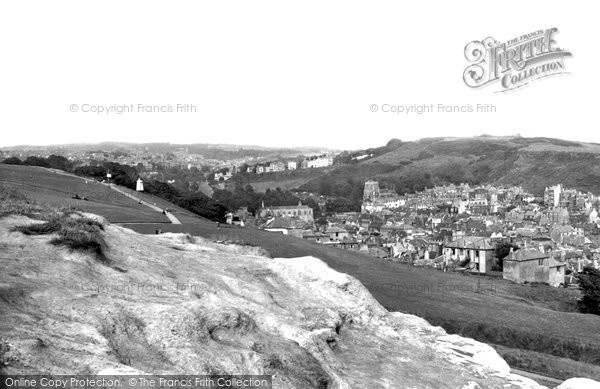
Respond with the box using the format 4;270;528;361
494;344;600;382
0;164;170;223
108;183;210;221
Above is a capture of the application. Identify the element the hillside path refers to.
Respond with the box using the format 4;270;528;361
104;183;182;224
47;169;182;225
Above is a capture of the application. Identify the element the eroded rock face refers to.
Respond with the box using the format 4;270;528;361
0;216;595;388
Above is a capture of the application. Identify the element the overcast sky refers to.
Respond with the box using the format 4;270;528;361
0;1;595;150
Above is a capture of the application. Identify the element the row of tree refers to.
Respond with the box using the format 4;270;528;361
212;184;321;217
3;155;73;171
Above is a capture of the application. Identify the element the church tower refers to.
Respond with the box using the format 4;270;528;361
363;180;380;202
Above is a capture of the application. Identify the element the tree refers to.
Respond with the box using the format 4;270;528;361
493;242;519;271
578;267;600;315
315;217;329;231
2;157;22;165
23;156;50;167
325;197;360;214
303;198;321;219
46;155;73;171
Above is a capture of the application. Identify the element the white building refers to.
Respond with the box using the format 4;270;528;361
544;184;562;208
214;171;233;181
268;161;286;172
302;155;333;169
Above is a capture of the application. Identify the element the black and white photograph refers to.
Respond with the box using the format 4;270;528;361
1;1;600;388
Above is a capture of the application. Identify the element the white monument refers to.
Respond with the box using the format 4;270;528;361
136;178;144;191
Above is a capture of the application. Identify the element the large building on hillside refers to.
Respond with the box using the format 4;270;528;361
301;155;334;169
256;202;314;223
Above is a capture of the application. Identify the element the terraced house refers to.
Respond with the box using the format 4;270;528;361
443;236;495;273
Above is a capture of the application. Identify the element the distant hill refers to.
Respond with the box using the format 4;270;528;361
298;135;600;197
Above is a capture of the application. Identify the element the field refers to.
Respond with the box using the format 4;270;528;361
3;163;600;381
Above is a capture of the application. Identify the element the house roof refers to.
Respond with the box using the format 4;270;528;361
531;230;552;241
264;205;312;210
506;248;548;262
410;237;429;247
562;235;587;247
445;236;494;250
552;225;575;234
325;227;347;233
515;228;537;238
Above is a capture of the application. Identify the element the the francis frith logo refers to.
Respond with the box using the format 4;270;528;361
463;28;572;92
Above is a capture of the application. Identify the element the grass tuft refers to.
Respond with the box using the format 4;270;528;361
49;215;108;262
0;184;80;219
5;185;109;262
13;214;109;262
0;185;46;217
12;220;61;235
